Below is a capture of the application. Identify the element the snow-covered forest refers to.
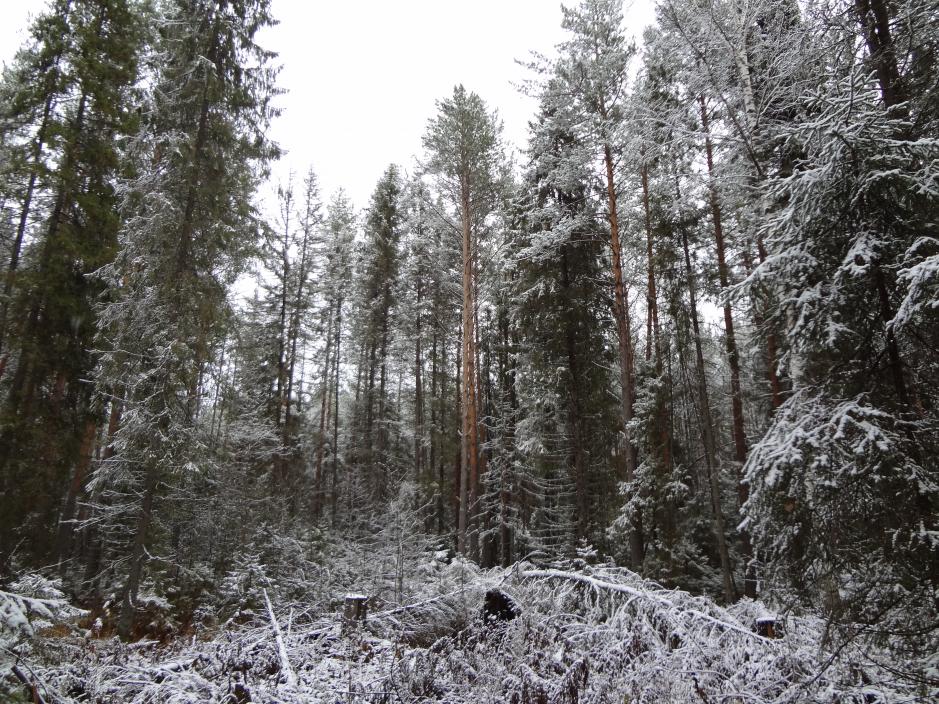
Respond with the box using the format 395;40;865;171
1;0;937;701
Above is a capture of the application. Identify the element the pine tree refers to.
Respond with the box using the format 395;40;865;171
551;0;644;566
422;85;505;555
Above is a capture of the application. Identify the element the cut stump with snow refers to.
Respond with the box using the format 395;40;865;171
755;615;783;639
342;594;368;632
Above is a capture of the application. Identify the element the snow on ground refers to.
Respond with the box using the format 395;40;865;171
2;558;930;702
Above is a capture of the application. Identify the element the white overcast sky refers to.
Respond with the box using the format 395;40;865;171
1;0;656;210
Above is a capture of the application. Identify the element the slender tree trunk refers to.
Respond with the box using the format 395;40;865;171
470;250;485;559
272;206;291;496
874;266;910;406
700;96;755;598
741;244;784;410
855;0;906;111
6;83;90;419
207;336;227;452
285;205;312;432
560;250;589;539
314;302;335;515
429;316;438;522
601;138;643;567
459;182;478;555
57;414;98;569
855;0;914;408
641;163;673;489
0;102;53;362
641;165;662;364
680;221;737;604
699;97;747;467
0;0;71;363
330;295;343;525
363;330;378;496
414;275;424;480
456;325;467;554
118;460;159;639
376;304;390;501
435;314;447;534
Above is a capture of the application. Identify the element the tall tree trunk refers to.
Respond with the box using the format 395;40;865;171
330;295;343;526
57;414;98;569
855;0;906;111
363;330;378;496
641;165;662;364
741;244;784;410
0;96;54;363
0;0;72;363
470;251;485;559
560;250;589;540
641;163;673;492
601;137;643;567
699;95;755;598
414;274;424;480
430;313;440;530
436;314;450;535
855;0;913;409
314;302;335;516
455;327;466;553
6;83;90;420
680;221;737;604
459;182;478;555
285;203;312;433
272;207;291;494
118;461;159;639
376;303;390;502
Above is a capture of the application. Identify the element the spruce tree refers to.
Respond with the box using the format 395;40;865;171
312;191;356;522
511;80;619;554
0;0;146;568
551;0;644;567
738;0;939;675
89;0;279;637
350;165;404;505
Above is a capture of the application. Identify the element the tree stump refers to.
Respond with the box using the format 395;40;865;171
755;616;782;639
342;594;368;633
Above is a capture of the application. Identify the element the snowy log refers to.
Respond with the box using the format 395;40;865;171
520;568;767;642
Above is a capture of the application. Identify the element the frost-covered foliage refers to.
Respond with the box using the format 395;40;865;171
1;573;86;702
747;72;939;388
85;0;281;637
743;389;939;689
735;10;939;687
1;574;84;648
5;559;931;702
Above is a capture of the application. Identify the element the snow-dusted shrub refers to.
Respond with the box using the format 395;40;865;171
1;574;84;646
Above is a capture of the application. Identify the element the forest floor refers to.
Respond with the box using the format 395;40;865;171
1;548;929;703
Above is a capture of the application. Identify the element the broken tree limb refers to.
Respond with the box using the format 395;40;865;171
262;588;297;688
519;568;768;642
11;664;47;704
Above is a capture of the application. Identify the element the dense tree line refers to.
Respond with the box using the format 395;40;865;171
0;0;935;685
